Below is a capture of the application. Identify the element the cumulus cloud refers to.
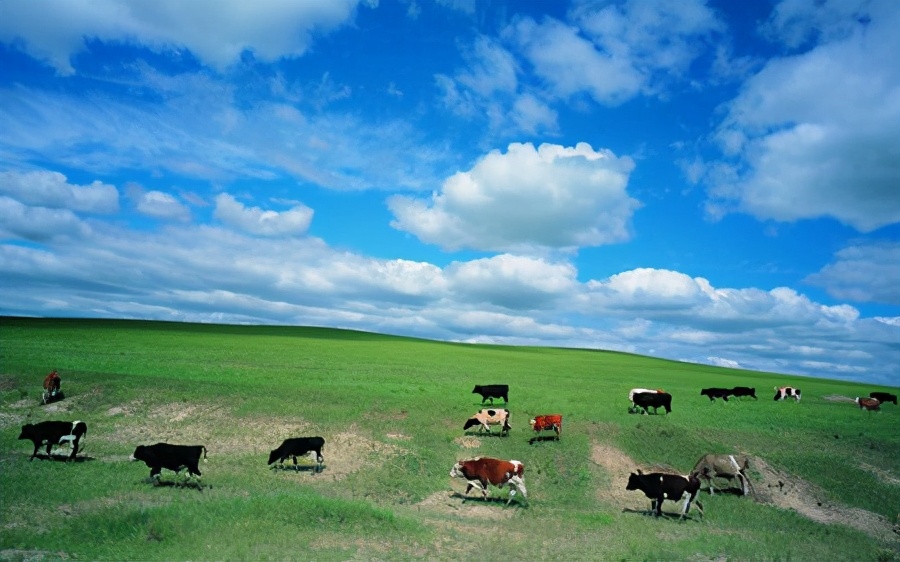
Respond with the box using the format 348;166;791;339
0;196;90;241
705;1;900;231
0;0;368;74
445;254;578;310
214;193;313;237
388;142;638;252
804;241;900;305
0;170;118;213
136;191;191;222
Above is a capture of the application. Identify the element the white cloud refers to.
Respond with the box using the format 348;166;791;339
388;142;638;252
805;241;900;305
214;193;313;236
0;170;119;213
706;1;900;231
445;254;578;310
0;196;90;241
0;0;368;74
136;190;191;222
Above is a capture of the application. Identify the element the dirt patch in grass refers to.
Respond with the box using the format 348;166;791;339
453;436;481;449
750;456;899;544
822;394;856;403
414;490;521;519
858;463;900;486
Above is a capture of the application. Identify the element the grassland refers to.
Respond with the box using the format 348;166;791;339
1;316;898;561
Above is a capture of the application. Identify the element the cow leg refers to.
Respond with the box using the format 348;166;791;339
737;473;748;496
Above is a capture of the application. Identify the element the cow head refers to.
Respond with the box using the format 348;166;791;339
449;461;465;479
267;449;281;465
17;424;35;440
130;445;146;462
462;418;481;431
625;472;643;491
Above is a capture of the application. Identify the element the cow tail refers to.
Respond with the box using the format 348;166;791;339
202;446;208;462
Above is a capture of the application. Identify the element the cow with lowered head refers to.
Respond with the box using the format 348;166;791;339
773;386;801;402
631;392;672;415
131;443;207;483
869;392;897;405
626;470;703;520
18;420;87;461
450;457;526;505
690;454;752;496
463;408;511;436
854;397;881;412
268;436;325;471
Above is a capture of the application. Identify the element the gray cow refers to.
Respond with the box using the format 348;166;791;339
690;454;753;496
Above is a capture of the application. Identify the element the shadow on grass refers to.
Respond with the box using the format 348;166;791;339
622;507;703;522
270;463;325;474
449;491;528;508
462;431;509;438
142;478;208;491
30;453;96;463
528;435;560;445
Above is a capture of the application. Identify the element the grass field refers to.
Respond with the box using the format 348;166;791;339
1;316;898;561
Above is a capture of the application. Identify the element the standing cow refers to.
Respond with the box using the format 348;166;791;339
529;414;562;440
268;436;326;471
700;388;732;402
131;443;207;483
854;397;881;412
450;457;526;505
632;392;673;415
626;470;703;520
463;409;511;436
18;420;87;461
690;454;753;496
472;384;508;405
869;392;897;405
773;386;801;401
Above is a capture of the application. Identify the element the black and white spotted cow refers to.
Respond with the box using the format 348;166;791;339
18;420;87;461
626;470;703;520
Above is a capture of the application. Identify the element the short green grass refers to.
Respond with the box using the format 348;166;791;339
1;316;898;560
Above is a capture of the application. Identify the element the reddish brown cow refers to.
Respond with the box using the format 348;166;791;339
450;457;526;504
855;397;881;412
530;414;562;440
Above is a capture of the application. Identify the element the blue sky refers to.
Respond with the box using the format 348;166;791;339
1;0;898;385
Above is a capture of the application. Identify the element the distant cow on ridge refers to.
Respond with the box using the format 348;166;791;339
472;384;508;405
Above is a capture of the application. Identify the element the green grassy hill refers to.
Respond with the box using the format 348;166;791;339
1;317;898;560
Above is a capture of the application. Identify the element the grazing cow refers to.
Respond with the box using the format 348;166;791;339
690;454;752;496
268;437;325;470
472;384;508;405
626;470;703;519
463;409;511;436
700;388;732;402
18;420;87;461
628;388;664;413
731;386;757;400
450;457;526;505
773;386;801;402
530;414;562;440
870;392;897;405
131;443;207;482
855;397;881;412
632;392;672;415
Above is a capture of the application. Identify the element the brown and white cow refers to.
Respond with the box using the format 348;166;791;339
773;386;801;402
462;408;511;436
855;397;881;412
449;457;526;504
530;414;562;440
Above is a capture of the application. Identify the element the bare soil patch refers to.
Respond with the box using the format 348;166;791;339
452;436;481;449
858;462;900;486
750;456;898;544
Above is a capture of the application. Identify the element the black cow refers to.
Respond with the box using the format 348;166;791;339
632;392;672;415
268;436;325;471
472;384;508;405
18;420;87;461
131;443;207;482
700;388;731;402
731;386;757;400
626;470;703;519
870;392;897;405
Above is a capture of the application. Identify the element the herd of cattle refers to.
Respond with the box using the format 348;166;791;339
16;380;897;520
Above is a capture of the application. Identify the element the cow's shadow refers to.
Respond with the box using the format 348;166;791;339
270;463;325;474
144;478;207;491
528;435;560;445
30;453;95;463
622;507;702;522
463;431;508;438
450;491;527;508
